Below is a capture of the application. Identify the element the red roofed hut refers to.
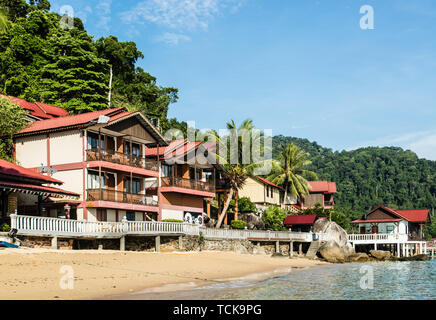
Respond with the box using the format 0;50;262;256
283;214;320;232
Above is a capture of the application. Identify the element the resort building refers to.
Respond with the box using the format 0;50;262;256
1;95;69;122
13;107;167;223
283;214;323;232
0;158;79;224
350;205;431;241
299;181;337;210
237;176;283;211
146;139;218;224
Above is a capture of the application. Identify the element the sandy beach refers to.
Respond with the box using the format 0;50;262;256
0;248;329;300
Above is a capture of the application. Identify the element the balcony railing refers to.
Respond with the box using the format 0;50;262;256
324;201;334;207
87;189;158;206
86;148;159;171
161;177;215;193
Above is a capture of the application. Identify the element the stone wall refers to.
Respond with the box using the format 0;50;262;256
18;236;73;250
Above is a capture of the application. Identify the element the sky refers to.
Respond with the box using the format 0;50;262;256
50;0;436;160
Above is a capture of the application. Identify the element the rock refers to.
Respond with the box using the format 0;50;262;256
252;246;267;255
318;240;348;263
271;252;285;258
397;254;430;262
233;243;249;254
370;250;391;260
312;219;348;247
238;213;265;230
347;253;370;262
205;218;216;228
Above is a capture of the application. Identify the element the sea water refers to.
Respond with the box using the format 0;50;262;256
212;259;436;300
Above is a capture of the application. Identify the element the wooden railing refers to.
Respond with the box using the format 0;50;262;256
10;214;315;241
161;177;215;193
87;189;158;206
86;148;159;171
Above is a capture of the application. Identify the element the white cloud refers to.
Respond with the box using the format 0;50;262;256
120;0;244;31
155;32;191;45
96;0;112;32
348;130;436;160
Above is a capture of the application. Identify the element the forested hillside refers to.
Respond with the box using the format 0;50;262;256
273;135;436;219
0;0;186;133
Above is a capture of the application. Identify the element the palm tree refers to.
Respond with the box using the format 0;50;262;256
0;9;8;33
267;143;317;206
214;119;264;228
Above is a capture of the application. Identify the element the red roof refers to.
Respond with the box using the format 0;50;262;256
284;214;318;226
308;181;337;194
352;206;430;224
0;159;62;184
0;181;79;197
18;107;126;135
351;218;403;224
257;177;281;189
1;95;68;119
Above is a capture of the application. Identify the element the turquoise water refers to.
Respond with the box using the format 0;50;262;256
212;259;436;300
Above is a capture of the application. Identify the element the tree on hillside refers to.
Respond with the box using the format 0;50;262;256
0;96;28;161
267;143;317;203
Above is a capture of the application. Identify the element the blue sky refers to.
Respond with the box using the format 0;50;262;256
50;0;436;160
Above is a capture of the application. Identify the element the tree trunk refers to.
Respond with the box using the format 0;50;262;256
215;188;234;228
107;65;113;107
234;191;238;221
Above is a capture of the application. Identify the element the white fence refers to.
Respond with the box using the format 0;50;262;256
348;233;408;243
10;214;314;241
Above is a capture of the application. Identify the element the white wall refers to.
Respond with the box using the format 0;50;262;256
50;130;83;165
15;134;47;168
358;221;407;234
51;169;83;199
162;208;183;221
107;209;117;222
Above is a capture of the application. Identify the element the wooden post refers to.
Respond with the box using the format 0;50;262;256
206;199;211;218
224;191;228;225
155;236;161;252
275;241;280;253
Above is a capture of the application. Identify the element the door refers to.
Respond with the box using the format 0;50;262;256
371;225;378;234
360;226;366;234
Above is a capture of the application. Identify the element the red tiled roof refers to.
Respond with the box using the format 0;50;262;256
0;159;62;184
308;181;337;194
0;181;79;197
351;218;403;224
17;107;126;135
353;206;430;224
257;177;281;189
284;214;318;226
1;95;68;119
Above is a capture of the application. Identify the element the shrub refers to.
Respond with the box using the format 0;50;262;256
0;223;11;232
238;197;256;213
231;220;246;230
262;206;289;231
161;219;184;223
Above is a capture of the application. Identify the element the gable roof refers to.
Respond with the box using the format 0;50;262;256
257;177;281;189
0;159;62;185
351;205;430;224
283;214;318;226
1;95;69;119
308;181;337;194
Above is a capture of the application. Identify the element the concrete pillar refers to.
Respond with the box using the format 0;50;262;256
402;243;405;257
397;243;400;258
179;236;183;250
275;241;280;253
98;244;103;250
298;243;303;255
155;236;161;252
374;243;377;250
289;241;293;258
120;235;125;251
51;236;58;250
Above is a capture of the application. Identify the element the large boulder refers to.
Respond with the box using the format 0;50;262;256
397;254;430;262
238;213;265;230
252;245;267;255
233;242;249;254
370;250;391;261
318;240;348;263
313;219;348;247
347;252;371;262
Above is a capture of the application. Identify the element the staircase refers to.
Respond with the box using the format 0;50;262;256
306;240;323;259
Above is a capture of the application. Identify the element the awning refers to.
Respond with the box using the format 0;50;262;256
0;181;80;200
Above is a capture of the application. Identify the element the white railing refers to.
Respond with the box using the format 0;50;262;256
10;214;314;241
348;233;408;243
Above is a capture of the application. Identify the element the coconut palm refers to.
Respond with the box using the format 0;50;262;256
0;9;8;33
213;119;264;228
267;143;317;205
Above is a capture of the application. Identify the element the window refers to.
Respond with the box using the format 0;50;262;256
88;133;104;150
126;211;135;221
386;225;394;233
125;142;141;157
97;209;107;221
88;171;105;189
125;177;141;194
266;186;269;197
162;165;173;178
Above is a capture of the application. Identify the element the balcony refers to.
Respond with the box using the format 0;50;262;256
87;189;158;206
324;201;334;207
161;177;215;193
86;148;158;171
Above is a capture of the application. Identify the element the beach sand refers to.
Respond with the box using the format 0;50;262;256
0;248;329;300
